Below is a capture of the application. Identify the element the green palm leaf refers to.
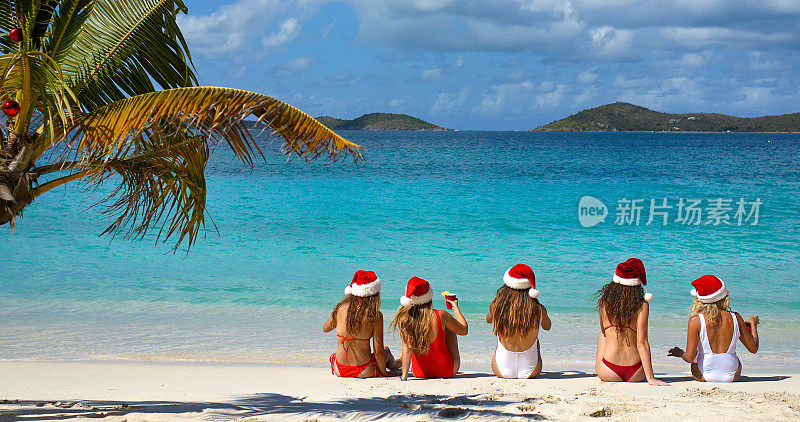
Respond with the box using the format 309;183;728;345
30;87;362;249
60;0;194;110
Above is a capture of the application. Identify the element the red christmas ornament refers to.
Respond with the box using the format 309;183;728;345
9;28;21;42
2;99;20;117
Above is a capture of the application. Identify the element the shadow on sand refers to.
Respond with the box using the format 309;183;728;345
658;375;790;383
0;393;544;421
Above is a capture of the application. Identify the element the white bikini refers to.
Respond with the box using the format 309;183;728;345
697;311;740;382
495;339;539;379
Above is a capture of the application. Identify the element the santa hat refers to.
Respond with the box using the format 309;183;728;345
344;270;381;297
503;264;540;299
400;276;433;307
690;275;728;304
612;258;653;302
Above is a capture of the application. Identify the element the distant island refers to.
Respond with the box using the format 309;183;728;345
315;113;450;131
534;102;800;132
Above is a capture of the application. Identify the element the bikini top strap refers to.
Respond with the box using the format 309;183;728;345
337;335;371;365
435;310;444;335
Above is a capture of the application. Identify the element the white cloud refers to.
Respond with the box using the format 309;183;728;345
389;95;413;108
271;57;317;76
262;18;301;48
420;67;445;81
576;68;600;84
431;87;471;113
347;0;800;64
477;81;534;114
178;0;320;58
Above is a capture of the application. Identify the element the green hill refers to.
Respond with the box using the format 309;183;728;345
534;102;800;132
315;113;449;131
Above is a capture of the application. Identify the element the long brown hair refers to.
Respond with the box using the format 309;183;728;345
595;282;644;343
490;285;541;339
331;293;381;335
390;302;435;354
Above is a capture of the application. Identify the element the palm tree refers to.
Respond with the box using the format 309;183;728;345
0;0;361;249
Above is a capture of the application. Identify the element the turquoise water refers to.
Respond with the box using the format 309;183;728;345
2;131;799;369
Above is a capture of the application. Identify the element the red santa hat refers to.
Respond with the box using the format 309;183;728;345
400;276;433;307
345;270;381;297
503;264;540;299
690;275;728;304
613;258;653;302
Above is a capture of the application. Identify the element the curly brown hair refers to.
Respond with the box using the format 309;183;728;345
595;282;644;344
390;302;435;355
490;285;541;339
331;293;381;335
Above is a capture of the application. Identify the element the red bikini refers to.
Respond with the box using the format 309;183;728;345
330;336;381;378
601;310;643;382
601;358;642;382
411;311;455;379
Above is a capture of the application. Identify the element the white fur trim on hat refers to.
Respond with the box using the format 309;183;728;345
690;283;728;304
528;288;540;299
504;269;533;290
400;290;433;307
345;278;381;297
613;274;641;286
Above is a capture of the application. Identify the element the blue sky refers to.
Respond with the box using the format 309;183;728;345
179;1;800;130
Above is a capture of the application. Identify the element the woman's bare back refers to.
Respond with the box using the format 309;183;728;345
599;305;641;365
334;303;375;365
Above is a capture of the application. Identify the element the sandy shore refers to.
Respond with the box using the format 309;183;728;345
1;360;798;421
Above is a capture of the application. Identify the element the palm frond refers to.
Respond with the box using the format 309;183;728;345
33;87;361;250
59;0;194;110
90;120;209;249
71;86;362;165
0;52;76;149
44;0;97;61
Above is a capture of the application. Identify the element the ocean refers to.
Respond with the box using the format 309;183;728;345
2;131;798;371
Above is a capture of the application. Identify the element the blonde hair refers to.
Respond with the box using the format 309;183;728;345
390;303;435;355
690;295;731;326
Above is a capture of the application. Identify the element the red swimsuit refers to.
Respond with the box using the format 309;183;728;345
411;311;455;379
330;336;380;378
601;316;643;382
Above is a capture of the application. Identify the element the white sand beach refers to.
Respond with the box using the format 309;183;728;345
1;360;798;421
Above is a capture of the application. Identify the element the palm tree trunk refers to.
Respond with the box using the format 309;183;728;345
0;118;35;229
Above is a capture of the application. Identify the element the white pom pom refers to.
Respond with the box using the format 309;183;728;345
400;296;413;307
528;288;540;299
644;292;653;302
344;286;352;296
690;288;698;298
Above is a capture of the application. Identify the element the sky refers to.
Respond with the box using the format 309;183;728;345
178;1;800;130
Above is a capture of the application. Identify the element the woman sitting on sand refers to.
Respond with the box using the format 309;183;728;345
391;276;468;380
323;270;399;378
668;275;760;382
595;258;667;385
487;264;551;378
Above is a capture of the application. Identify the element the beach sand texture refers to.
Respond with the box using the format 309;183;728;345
2;361;799;421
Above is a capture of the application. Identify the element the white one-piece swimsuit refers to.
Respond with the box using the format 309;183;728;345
495;339;539;379
697;312;740;383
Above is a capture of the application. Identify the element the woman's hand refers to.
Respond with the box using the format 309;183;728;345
746;316;760;327
668;347;684;358
648;378;669;386
446;298;459;309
